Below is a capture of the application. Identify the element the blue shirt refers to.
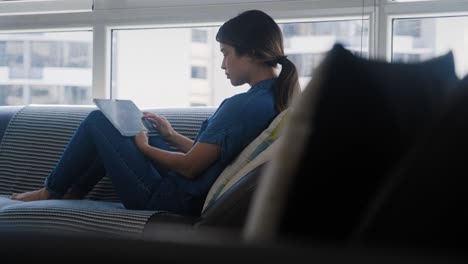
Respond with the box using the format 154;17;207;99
171;78;278;215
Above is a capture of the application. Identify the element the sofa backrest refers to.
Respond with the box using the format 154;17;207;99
0;105;93;197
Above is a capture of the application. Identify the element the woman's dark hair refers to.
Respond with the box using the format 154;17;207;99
216;10;300;112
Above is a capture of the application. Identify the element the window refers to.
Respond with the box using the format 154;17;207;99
392;16;468;77
0;85;22;105
112;19;369;108
0;0;93;16
391;0;439;2
0;31;93;105
393;53;421;63
190;102;207;107
5;41;23;68
0;41;6;66
192;29;208;43
288;53;324;78
394;20;422;37
0;0;466;107
191;66;207;79
112;27;227;109
280;19;369;88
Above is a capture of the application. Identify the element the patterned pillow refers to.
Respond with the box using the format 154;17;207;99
202;108;291;212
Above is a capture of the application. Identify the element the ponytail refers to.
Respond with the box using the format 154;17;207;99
275;56;300;112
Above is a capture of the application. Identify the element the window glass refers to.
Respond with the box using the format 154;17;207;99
191;29;208;43
392;16;468;78
0;31;93;105
112;19;369;108
191;66;207;79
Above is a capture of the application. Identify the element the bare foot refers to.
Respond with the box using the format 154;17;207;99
10;188;51;201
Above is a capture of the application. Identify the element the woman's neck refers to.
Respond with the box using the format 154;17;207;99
249;67;277;87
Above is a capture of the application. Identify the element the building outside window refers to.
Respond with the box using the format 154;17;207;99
392;16;468;78
0;31;93;105
191;29;208;43
191;66;207;79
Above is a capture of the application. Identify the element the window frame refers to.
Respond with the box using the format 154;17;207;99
0;0;467;104
0;0;93;16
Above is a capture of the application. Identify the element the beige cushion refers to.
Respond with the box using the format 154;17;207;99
202;108;291;213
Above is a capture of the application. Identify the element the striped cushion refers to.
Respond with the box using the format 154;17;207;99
0;105;93;196
0;105;215;237
202;108;291;212
0;197;155;238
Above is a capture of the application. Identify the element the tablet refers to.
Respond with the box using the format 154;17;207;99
93;98;157;137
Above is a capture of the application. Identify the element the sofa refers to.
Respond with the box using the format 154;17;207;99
0;104;284;239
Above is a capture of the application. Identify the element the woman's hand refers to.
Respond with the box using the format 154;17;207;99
143;112;175;139
134;131;149;152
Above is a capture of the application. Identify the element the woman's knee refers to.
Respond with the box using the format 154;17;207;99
83;110;111;130
85;109;112;126
86;109;106;122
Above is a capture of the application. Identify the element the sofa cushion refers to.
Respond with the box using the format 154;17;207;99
0;196;156;238
245;43;459;242
197;163;268;228
202;108;290;212
354;74;468;247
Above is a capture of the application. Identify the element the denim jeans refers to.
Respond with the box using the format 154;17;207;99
44;110;188;214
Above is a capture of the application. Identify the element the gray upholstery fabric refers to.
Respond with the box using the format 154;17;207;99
0;105;93;196
0;106;23;142
0;105;215;238
0;197;156;238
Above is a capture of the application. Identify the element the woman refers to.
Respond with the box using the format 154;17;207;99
11;10;300;216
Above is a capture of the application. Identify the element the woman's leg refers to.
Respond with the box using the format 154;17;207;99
63;134;173;199
79;110;183;210
11;110;107;200
62;155;106;199
12;110;183;212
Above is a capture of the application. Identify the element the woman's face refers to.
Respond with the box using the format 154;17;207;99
220;43;253;86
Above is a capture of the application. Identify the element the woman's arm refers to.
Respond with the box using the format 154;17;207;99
164;131;194;154
143;112;193;153
135;131;219;179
